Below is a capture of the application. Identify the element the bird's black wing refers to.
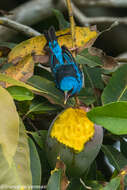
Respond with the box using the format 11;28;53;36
61;45;76;64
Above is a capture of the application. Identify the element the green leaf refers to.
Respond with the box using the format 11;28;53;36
76;48;102;67
27;98;58;115
47;169;62;190
102;64;127;104
0;119;32;190
120;139;127;158
7;86;34;101
101;145;127;171
67;178;84;190
28;137;41;190
53;9;70;29
87;101;127;135
31;130;47;149
0;86;19;165
27;75;74;106
83;161;97;180
0;73;43;93
83;66;104;90
85;180;103;190
78;88;96;105
103;176;120;190
32;129;51;185
34;65;53;81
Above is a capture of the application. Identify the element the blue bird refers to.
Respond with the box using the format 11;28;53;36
44;26;84;104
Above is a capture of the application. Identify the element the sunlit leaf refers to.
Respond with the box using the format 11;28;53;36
0;73;43;93
0;119;32;190
87;102;127;135
8;27;98;65
102;64;127;104
7;86;34;101
5;55;34;86
0;86;19;165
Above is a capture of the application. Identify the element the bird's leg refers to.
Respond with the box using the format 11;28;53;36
74;96;80;107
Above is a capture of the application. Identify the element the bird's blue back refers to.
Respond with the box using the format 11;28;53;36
44;26;84;96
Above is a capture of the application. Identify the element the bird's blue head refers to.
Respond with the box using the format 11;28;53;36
60;76;79;104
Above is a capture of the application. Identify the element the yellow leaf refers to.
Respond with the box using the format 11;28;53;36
5;55;34;86
8;26;98;64
0;86;19;165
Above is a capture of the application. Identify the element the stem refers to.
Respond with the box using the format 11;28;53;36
0;17;41;37
73;0;127;8
27;118;41;136
80;178;92;190
66;0;76;49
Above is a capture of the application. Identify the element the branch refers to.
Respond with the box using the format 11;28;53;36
0;0;65;41
0;17;41;37
73;0;127;8
76;16;127;25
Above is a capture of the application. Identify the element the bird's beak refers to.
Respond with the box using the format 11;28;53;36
64;91;69;105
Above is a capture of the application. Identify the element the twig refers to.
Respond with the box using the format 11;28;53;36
80;178;92;190
0;17;41;37
27;118;42;137
115;57;127;63
66;0;76;48
73;0;127;8
0;0;65;41
74;16;127;25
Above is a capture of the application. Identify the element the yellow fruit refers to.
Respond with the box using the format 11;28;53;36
46;107;103;177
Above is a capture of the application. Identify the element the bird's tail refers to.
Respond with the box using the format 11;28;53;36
44;26;64;66
44;26;57;43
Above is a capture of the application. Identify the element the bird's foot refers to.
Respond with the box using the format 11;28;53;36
74;96;80;108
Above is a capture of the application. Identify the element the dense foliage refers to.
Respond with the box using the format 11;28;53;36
0;8;127;190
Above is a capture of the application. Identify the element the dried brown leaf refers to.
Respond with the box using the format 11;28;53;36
55;158;69;190
89;47;118;70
